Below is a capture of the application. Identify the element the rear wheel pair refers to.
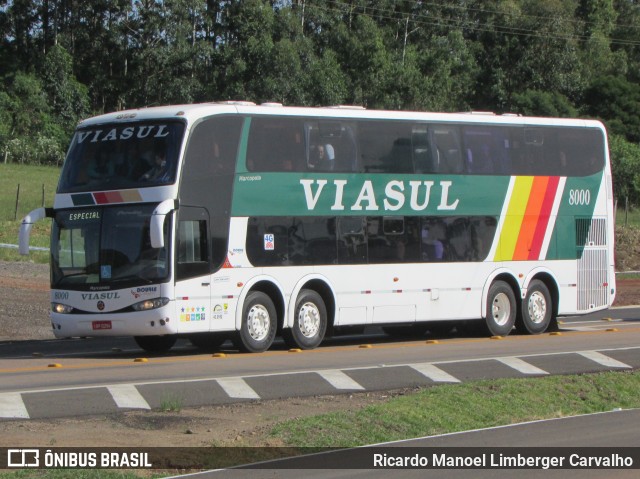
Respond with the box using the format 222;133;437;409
237;289;327;353
485;280;552;336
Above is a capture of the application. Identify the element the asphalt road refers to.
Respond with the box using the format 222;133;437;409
0;307;639;420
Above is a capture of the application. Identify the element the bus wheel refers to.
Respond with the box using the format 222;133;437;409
485;281;516;337
134;335;177;353
285;290;327;350
238;291;277;353
518;280;552;334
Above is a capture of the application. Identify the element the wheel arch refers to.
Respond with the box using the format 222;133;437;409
481;269;521;319
286;274;336;331
235;276;286;332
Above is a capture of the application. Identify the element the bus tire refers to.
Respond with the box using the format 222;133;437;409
134;335;177;353
285;289;327;350
238;291;277;353
517;280;552;334
485;281;516;337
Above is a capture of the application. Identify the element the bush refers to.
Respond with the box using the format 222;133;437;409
4;135;65;166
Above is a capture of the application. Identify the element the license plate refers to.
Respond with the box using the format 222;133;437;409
92;320;112;330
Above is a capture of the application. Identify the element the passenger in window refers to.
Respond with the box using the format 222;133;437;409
309;144;335;171
139;144;169;181
421;222;445;261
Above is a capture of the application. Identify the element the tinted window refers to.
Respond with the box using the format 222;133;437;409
359;121;415;173
181;115;242;270
337;217;367;264
176;215;209;280
246;217;337;266
246;215;497;266
247;117;306;172
306;120;358;172
420;216;497;262
243;116;605;177
59;121;185;193
368;216;421;263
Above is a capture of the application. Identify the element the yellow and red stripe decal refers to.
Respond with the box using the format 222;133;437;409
493;176;562;261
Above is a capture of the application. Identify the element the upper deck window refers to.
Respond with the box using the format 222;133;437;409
58;121;185;193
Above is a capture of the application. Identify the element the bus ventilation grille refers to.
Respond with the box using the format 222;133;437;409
576;218;608;311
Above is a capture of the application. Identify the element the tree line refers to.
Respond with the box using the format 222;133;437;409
1;0;640;205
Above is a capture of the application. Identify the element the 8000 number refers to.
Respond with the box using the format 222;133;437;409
568;189;591;206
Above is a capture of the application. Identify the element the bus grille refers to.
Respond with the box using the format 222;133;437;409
576;218;609;311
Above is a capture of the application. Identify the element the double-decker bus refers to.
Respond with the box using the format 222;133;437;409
19;102;616;353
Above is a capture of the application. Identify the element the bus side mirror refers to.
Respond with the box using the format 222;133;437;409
150;199;177;249
19;208;50;255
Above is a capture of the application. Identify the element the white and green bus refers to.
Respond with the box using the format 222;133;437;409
19;102;616;353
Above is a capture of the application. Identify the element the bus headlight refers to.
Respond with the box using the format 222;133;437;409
52;303;74;314
132;297;169;311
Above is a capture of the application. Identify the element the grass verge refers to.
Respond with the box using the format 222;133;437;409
0;163;58;263
270;370;640;448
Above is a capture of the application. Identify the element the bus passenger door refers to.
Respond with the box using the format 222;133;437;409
174;207;212;333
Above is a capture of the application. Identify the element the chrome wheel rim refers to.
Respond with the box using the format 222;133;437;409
527;291;547;324
298;302;321;338
492;292;511;326
247;304;270;342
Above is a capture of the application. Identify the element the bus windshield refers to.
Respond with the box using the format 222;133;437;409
58;121;185;193
51;204;170;289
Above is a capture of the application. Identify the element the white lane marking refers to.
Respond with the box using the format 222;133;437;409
107;384;151;409
409;363;461;383
496;357;549;375
216;378;260;399
578;351;632;369
317;370;365;390
0;392;30;419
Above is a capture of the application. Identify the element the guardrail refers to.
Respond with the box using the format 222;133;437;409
0;243;49;252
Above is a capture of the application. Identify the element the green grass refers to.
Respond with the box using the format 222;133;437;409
0;163;60;221
616;207;640;228
270;370;640;448
0;163;59;263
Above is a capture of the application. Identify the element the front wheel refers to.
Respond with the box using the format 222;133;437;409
485;281;516;337
284;289;327;350
517;280;552;334
237;291;277;353
134;335;177;353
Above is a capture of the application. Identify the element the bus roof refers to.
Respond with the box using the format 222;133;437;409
77;102;606;131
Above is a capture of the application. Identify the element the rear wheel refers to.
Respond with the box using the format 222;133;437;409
517;280;552;334
134;335;177;353
284;290;327;350
485;281;516;337
237;291;277;353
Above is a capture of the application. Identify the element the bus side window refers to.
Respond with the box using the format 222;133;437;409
337;217;367;264
412;126;433;173
432;127;463;174
247;117;305;172
176;217;209;280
